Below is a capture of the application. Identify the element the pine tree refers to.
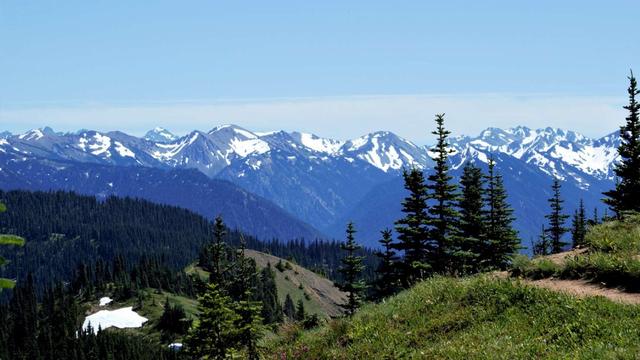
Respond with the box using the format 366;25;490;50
392;168;432;286
457;162;485;274
184;283;241;359
0;202;25;290
571;199;587;248
484;157;520;269
258;264;283;325
337;222;367;316
545;179;570;254
591;207;600;226
232;238;263;360
604;71;640;216
372;229;401;300
295;299;306;321
426;113;460;274
157;298;190;338
283;294;296;320
208;215;228;286
532;225;550;256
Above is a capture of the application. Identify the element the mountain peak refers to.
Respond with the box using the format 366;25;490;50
144;127;178;143
208;124;260;140
18;128;46;141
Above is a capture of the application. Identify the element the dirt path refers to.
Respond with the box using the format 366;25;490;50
523;277;640;305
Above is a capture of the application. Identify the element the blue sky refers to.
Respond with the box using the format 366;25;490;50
1;1;638;143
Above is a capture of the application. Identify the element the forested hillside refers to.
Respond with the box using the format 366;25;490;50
0;159;323;241
0;190;378;292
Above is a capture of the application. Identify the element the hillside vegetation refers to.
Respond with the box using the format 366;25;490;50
186;249;346;318
264;276;640;359
512;214;640;291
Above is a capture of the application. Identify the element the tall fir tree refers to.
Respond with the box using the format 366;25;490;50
208;215;229;286
0;202;25;290
457;162;486;274
185;283;241;359
571;199;587;248
392;168;432;286
337;222;367;316
590;207;600;226
231;237;263;360
484;157;520;269
604;71;640;216
257;264;283;325
426;114;460;274
295;299;306;321
372;229;401;300
283;294;296;320
545;179;570;254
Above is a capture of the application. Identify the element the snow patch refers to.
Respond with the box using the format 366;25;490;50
89;133;112;156
99;297;113;306
83;307;148;332
229;138;270;157
114;141;135;158
298;133;343;154
18;129;44;141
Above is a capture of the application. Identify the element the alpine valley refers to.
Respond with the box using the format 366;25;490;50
0;125;618;248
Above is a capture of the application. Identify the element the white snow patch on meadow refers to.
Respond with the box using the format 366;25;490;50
99;297;113;306
83;307;147;332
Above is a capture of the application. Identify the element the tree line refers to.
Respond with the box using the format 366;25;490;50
337;114;520;313
0;190;379;297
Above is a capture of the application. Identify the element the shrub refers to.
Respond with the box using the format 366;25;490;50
509;255;533;277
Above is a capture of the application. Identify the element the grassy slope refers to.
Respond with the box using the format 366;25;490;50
185;250;346;317
264;276;640;359
512;215;640;290
245;249;346;317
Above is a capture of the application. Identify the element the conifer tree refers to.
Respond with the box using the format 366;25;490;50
532;225;550;256
283;294;296;320
590;207;600;226
157;298;190;338
392;168;432;286
337;222;367;316
185;283;241;359
604;71;640;216
207;215;228;286
258;264;282;325
0;202;25;290
545;179;570;254
484;157;520;269
457;162;485;273
231;237;263;359
295;299;306;321
372;229;401;299
426;113;460;274
571;199;587;248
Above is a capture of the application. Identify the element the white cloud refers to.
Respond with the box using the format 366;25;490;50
0;94;625;144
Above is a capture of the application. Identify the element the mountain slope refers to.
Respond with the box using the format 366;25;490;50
0;157;323;241
187;249;347;318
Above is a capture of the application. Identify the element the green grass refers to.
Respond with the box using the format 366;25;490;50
186;261;326;316
263;276;640;359
511;214;640;291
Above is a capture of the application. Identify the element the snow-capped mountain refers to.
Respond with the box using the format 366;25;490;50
450;126;620;190
0;124;620;246
144;127;178;143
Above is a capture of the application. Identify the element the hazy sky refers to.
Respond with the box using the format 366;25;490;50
1;1;637;143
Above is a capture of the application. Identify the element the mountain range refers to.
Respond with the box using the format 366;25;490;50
0;124;618;248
